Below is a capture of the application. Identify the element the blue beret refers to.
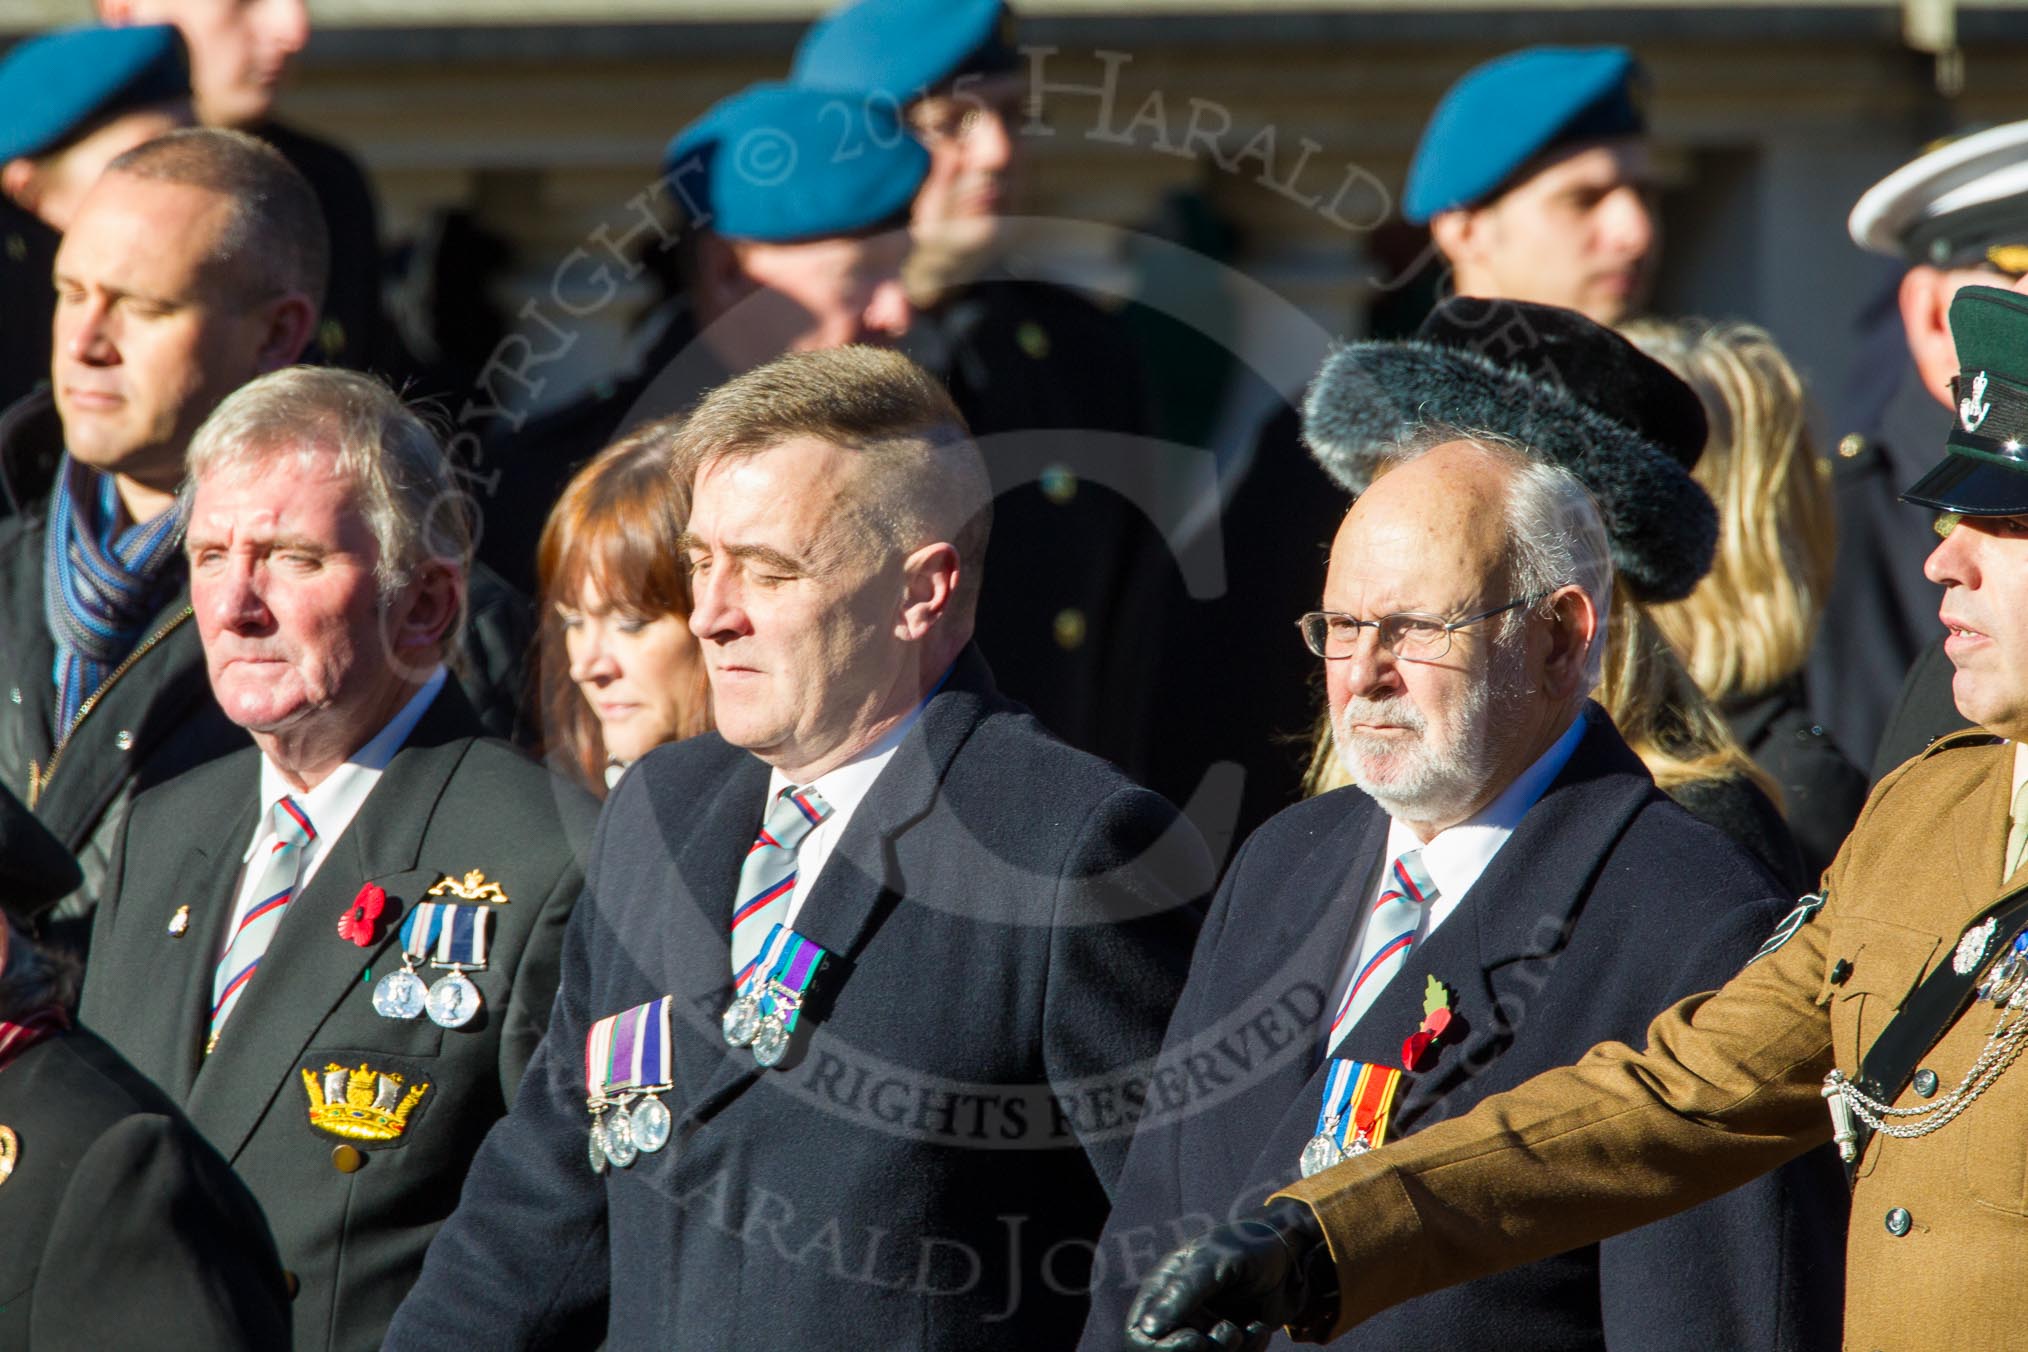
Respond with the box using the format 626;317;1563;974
0;25;188;165
1403;46;1644;225
663;83;928;244
791;0;1014;102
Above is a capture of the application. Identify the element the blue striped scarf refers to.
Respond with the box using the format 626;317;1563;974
42;456;186;734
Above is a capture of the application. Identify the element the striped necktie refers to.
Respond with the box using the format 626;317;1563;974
209;796;316;1052
730;785;834;984
1328;849;1438;1052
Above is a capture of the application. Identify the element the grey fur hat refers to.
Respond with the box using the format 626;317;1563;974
1301;298;1717;604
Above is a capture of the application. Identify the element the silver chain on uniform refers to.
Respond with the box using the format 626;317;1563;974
1823;981;2028;1150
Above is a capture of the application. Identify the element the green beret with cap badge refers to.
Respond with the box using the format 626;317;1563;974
1901;284;2028;518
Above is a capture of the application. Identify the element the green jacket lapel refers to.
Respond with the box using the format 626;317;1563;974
184;687;482;1161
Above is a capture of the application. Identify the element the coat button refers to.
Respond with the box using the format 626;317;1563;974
1829;959;1853;986
1053;608;1088;650
1885;1207;1912;1237
331;1144;365;1173
283;1270;299;1299
114;729;134;751
1913;1068;1939;1097
1837;433;1865;459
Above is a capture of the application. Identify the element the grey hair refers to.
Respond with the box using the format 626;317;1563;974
1380;423;1614;686
0;918;76;1020
180;367;472;652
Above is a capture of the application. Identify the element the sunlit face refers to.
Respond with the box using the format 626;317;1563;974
684;438;911;778
1439;138;1659;327
1926;512;2028;740
52;172;273;499
106;0;310;127
1322;447;1535;825
560;575;702;765
6;105;187;232
908;73;1026;230
701;231;914;373
188;451;420;746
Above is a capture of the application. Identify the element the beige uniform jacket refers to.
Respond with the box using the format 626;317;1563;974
1278;731;2025;1351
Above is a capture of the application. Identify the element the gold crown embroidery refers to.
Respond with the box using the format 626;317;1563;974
427;869;509;904
302;1063;430;1142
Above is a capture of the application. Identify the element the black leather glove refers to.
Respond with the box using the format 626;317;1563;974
1123;1197;1338;1351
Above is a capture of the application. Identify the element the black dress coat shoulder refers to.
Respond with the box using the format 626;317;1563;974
384;648;1212;1351
1082;708;1848;1352
79;684;596;1352
1725;679;1867;881
0;1025;291;1351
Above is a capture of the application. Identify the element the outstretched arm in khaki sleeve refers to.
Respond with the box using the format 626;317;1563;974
1126;897;1837;1349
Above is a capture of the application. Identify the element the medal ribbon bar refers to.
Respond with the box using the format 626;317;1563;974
758;931;826;1033
398;901;447;964
1313;1058;1402;1155
433;903;490;968
736;925;792;999
586;997;675;1097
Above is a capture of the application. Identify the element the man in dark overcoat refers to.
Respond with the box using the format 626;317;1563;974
386;345;1209;1350
0;131;532;958
1087;433;1844;1351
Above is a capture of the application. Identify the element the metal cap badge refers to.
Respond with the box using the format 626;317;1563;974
1901;285;2028;517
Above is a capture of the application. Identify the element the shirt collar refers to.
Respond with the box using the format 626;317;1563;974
766;696;928;818
248;666;447;862
1384;709;1589;905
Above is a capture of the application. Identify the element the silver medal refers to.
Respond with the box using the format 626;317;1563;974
602;1107;638;1168
588;1120;609;1174
751;1012;789;1068
632;1097;672;1154
721;993;762;1048
426;970;482;1028
372;968;428;1020
1299;1133;1344;1179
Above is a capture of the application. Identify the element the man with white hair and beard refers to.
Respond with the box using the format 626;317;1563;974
1083;432;1844;1352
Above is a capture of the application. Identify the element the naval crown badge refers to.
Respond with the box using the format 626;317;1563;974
1961;370;1993;433
302;1062;430;1142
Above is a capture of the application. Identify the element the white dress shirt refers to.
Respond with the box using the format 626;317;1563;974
1330;711;1590;1015
220;668;447;949
765;702;928;929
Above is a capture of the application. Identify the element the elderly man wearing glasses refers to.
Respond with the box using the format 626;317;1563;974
1079;428;1844;1352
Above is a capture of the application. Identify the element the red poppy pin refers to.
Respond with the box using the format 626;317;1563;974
1401;976;1456;1073
338;883;387;948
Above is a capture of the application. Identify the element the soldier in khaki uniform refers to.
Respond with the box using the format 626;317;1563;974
1119;283;2028;1352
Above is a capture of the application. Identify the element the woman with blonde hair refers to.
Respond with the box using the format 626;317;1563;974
1627;317;1865;878
1297;298;1808;889
534;417;711;795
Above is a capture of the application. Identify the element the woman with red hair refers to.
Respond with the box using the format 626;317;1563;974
535;418;711;795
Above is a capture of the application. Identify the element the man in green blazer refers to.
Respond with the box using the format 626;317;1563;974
81;366;594;1352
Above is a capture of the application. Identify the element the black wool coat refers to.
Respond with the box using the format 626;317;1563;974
1082;709;1849;1352
385;648;1212;1351
0;1025;291;1351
